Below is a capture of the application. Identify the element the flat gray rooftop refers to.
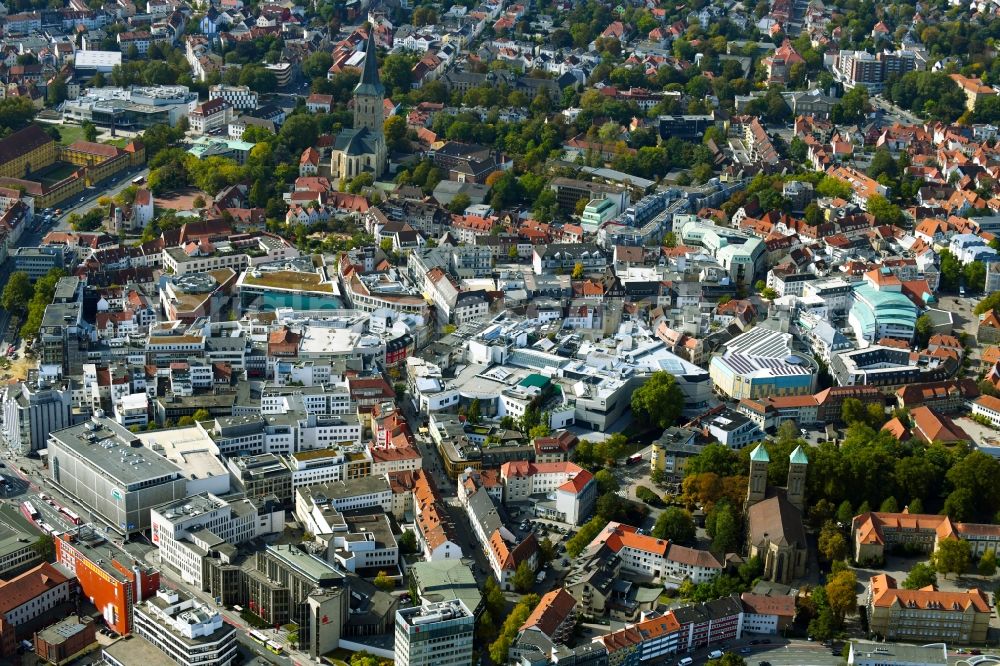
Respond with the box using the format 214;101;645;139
49;417;181;486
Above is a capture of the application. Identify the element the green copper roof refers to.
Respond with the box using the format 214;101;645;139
789;445;808;465
354;30;385;98
750;443;769;463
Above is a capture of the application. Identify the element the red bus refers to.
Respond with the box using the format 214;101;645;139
60;508;82;525
626;454;643;466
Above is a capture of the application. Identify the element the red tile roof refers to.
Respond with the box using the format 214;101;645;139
520;588;577;637
0;562;71;615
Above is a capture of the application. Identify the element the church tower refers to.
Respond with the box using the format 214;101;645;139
746;443;769;509
354;30;385;133
786;445;808;512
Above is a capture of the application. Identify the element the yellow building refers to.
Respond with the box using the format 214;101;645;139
0;124;58;180
0;133;145;208
867;573;991;644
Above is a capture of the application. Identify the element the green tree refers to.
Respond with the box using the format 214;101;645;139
47;77;68;106
398;530;417;554
539;537;556;564
383;115;408;152
818;521;847;562
176;416;195;426
571;262;584;279
932;538;972;578
965;261;987;293
684;442;740;477
301;51;333;79
476;609;496;643
0;97;37;134
511;561;535;592
594;469;619;494
835;500;854;526
448;193;471;214
663;231;678;247
566;516;605;557
825;569;858;623
707;654;746;666
82;120;98;142
467;398;481;424
30;534;54;561
974;292;1000;315
939;248;962;292
804;202;824;226
373;570;395;592
903;561;937;589
978;549;997;577
866;194;904;226
651;507;696;545
2;271;31;314
279;114;318;153
816;176;853;199
488;595;539;665
879;496;899;513
914;314;934;347
868;149;898;181
631;371;684;430
483;576;506;618
709;502;739;555
841;397;869;426
191;409;211;422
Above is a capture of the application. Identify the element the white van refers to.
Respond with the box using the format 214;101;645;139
708;650;725;659
678;658;694;666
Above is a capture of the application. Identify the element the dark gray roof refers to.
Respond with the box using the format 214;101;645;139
466;486;504;536
354;30;385;98
334;127;381;157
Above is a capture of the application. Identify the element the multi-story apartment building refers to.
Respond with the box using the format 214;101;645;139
0;125;58;180
394;600;474;666
208;84;259;110
971;394;1000;427
498;461;596;525
133;588;237;666
187;98;234;134
834;49;917;93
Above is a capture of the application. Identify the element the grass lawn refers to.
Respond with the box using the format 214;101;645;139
35;162;79;186
57;124;87;145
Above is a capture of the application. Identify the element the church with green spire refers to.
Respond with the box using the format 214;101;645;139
330;30;387;186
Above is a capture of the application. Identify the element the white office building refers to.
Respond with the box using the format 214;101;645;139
150;493;283;588
394;599;474;666
133;588;237;666
3;380;73;454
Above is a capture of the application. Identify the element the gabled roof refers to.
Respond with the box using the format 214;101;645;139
869;573;990;613
0;562;71;615
520;588;577;638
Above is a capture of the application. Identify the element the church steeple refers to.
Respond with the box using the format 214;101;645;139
353;29;385;133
